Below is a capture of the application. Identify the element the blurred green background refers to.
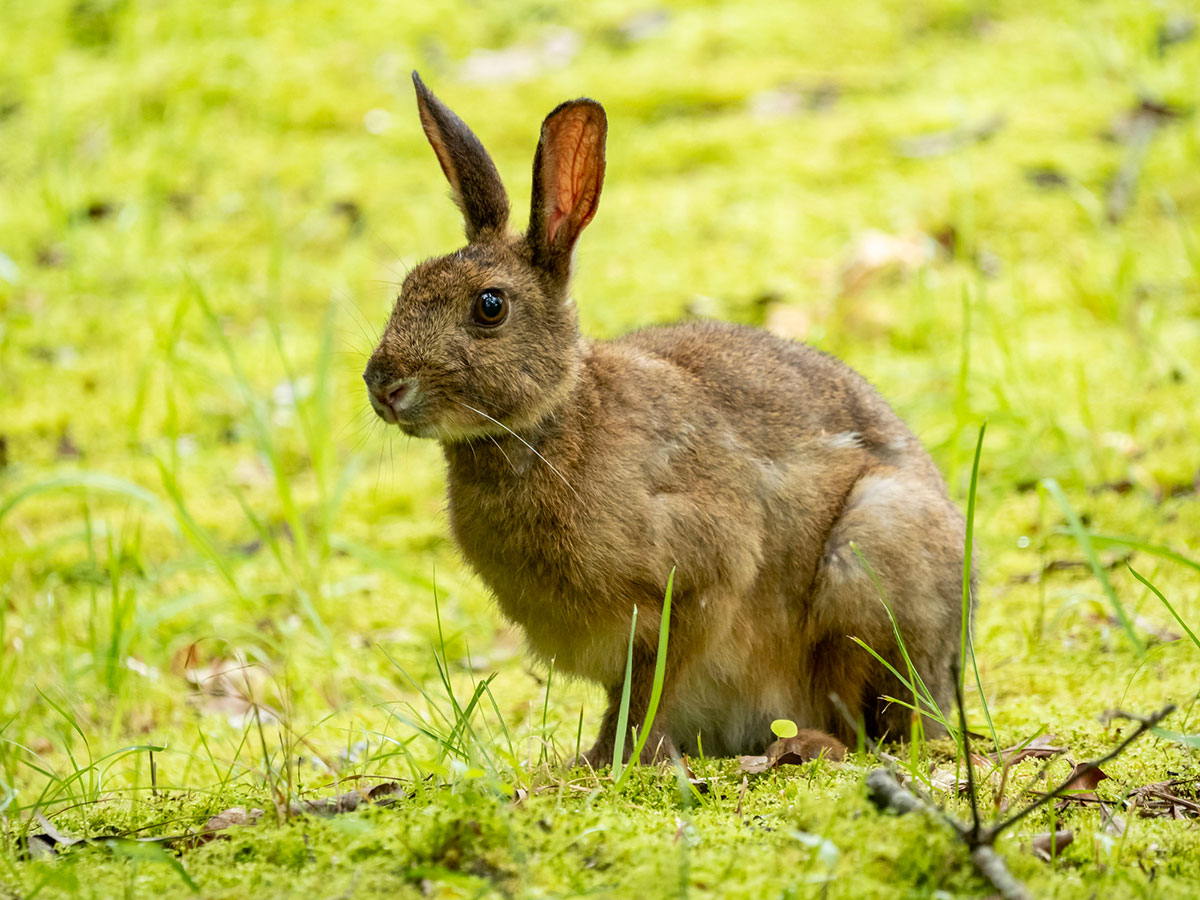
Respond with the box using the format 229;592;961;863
1;0;1199;897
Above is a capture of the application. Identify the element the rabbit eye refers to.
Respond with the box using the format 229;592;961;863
473;290;508;327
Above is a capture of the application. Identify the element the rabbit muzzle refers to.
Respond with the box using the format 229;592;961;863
365;374;420;426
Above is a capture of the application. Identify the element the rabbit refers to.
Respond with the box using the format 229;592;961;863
363;72;971;766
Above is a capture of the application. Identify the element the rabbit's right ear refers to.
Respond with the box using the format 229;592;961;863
528;99;607;280
412;72;510;241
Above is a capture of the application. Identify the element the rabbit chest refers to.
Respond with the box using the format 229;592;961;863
439;344;875;687
442;432;679;684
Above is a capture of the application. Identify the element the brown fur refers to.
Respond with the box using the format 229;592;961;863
363;74;971;764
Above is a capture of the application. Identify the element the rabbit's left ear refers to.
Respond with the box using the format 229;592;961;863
412;72;510;240
528;99;607;279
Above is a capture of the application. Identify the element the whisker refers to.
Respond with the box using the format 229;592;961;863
485;432;519;477
453;400;580;498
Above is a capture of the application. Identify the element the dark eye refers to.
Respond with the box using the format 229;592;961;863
473;290;508;327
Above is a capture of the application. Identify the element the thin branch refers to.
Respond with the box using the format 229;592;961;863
866;702;1175;900
984;703;1174;841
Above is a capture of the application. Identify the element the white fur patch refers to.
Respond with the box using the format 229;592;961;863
856;474;907;506
824;430;864;450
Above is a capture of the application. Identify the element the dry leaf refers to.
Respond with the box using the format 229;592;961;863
24;811;87;858
290;782;404;816
1056;761;1109;807
927;767;970;795
1064;762;1108;792
987;733;1067;767
366;781;402;803
186;806;264;846
739;732;846;774
1029;829;1074;861
1128;615;1182;644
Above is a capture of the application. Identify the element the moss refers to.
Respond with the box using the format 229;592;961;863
2;0;1199;897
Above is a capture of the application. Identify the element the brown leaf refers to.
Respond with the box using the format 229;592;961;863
1029;829;1074;861
1056;761;1109;807
187;806;264;846
290;782;405;817
927;766;969;795
1087;613;1182;644
986;733;1067;767
739;732;846;774
1129;615;1182;644
773;732;847;764
290;791;364;816
366;781;402;803
1064;762;1109;792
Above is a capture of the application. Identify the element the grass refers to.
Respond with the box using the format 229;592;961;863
2;0;1200;896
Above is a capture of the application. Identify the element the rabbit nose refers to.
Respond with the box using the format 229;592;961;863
366;375;418;421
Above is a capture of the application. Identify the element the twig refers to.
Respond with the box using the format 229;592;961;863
866;702;1175;900
984;704;1174;841
970;845;1031;900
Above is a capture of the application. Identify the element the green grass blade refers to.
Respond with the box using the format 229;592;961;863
962;422;999;755
1128;563;1200;651
848;543;943;734
1041;478;1144;654
616;569;674;788
611;605;638;784
960;422;984;669
0;472;176;533
1087;534;1200;574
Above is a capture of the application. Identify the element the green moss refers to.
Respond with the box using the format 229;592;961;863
2;0;1199;896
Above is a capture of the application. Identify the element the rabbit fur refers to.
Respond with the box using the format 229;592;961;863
364;73;971;765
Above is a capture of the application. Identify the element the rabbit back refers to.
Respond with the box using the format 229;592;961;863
444;319;966;749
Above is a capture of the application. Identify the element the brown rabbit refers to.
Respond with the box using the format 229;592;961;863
364;73;970;765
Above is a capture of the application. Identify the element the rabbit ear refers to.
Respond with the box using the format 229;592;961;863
528;99;607;277
412;72;510;240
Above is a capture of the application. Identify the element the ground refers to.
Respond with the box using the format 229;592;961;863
1;0;1199;897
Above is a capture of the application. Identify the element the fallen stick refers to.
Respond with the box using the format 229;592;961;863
865;686;1174;900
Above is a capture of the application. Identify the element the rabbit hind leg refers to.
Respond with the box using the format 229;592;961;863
806;467;965;742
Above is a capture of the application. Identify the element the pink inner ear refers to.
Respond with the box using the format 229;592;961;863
546;205;568;247
546;116;598;247
419;111;461;199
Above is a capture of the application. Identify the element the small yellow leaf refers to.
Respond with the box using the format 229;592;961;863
771;719;798;739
